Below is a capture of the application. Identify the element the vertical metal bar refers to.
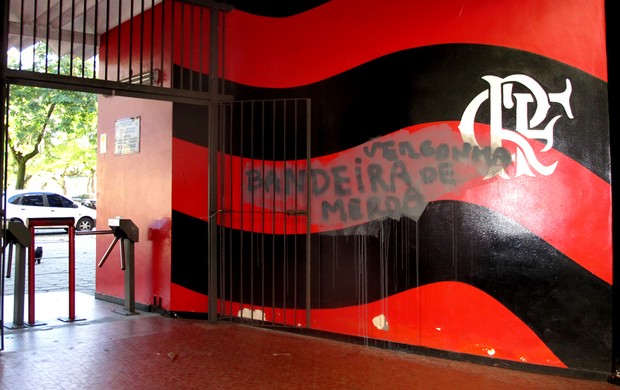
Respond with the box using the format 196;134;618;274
57;0;63;74
271;101;276;319
169;0;175;88
295;100;302;323
224;102;231;317
188;3;194;91
0;268;3;347
228;101;232;313
2;84;9;212
293;99;299;321
45;0;51;72
198;7;203;92
220;10;225;95
149;0;154;85
0;1;8;348
104;0;110;80
70;0;76;75
82;0;87;75
207;5;219;322
32;0;37;71
19;0;25;69
179;0;185;89
120;233;126;270
218;100;225;314
93;0;99;78
260;100;265;320
117;0;122;81
282;100;287;323
6;242;12;288
236;102;242;319
1;1;8;185
129;0;134;81
305;99;311;328
68;225;76;319
27;227;36;325
160;0;165;85
140;0;145;84
122;238;136;313
250;101;254;313
12;244;27;328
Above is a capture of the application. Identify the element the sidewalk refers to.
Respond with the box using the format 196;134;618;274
2;229;98;328
2;230;96;296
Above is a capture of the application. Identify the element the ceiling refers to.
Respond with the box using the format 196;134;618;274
7;0;163;58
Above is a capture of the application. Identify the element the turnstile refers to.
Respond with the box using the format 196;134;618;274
3;220;31;329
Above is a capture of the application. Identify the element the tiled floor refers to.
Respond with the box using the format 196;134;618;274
0;292;618;390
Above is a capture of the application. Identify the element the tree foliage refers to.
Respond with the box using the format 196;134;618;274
6;43;97;193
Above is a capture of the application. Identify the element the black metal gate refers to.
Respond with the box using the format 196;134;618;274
2;0;311;338
215;99;312;328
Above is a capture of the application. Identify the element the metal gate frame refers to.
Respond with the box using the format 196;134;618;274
0;0;232;348
215;98;312;329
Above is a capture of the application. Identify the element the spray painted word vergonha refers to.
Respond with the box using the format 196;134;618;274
244;125;511;227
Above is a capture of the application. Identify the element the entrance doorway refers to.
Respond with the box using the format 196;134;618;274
1;0;234;348
215;98;312;328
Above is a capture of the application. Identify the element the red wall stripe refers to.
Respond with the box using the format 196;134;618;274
173;117;612;286
223;0;607;88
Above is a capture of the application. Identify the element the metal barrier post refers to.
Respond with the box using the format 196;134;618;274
26;225;42;326
3;220;31;329
26;217;84;325
11;240;27;328
59;224;79;322
110;218;138;315
89;217;139;315
120;234;136;315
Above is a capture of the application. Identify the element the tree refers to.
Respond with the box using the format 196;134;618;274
6;43;97;191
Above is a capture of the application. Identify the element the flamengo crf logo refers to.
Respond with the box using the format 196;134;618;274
458;74;574;179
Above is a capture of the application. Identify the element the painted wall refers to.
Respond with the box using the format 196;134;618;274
96;1;177;310
99;0;612;377
96;95;173;309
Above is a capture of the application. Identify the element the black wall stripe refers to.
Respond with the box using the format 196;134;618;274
171;202;611;371
419;201;611;371
221;44;609;182
171;210;210;292
215;0;330;17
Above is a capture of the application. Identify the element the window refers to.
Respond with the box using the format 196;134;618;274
7;195;23;205
60;196;75;208
47;194;74;207
21;194;44;207
47;194;65;207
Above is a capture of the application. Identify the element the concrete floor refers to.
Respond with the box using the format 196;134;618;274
1;291;618;390
1;232;618;389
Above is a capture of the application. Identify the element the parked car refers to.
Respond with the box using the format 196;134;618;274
72;194;96;210
3;190;97;231
81;199;96;210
